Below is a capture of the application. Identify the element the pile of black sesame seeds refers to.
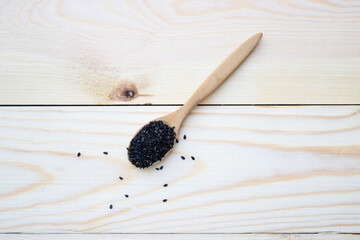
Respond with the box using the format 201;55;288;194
127;121;176;168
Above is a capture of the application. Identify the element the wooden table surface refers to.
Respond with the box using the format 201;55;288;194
0;0;360;239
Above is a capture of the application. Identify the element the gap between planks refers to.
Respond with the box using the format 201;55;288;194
0;104;360;107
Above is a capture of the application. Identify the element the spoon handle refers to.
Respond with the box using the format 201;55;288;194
179;32;263;117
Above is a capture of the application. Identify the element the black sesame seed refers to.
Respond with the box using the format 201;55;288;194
109;204;113;209
156;168;159;170
125;194;129;198
160;166;163;170
191;156;195;160
176;139;179;143
127;121;176;169
163;199;167;202
119;176;123;180
163;184;168;187
183;135;187;140
103;152;108;155
77;152;81;157
181;156;185;160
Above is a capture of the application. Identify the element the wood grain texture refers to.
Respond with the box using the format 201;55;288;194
0;106;359;233
1;233;360;240
1;0;360;104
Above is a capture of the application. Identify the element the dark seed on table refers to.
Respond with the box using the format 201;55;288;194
109;204;113;209
103;152;108;155
181;156;185;160
125;194;129;198
163;199;167;202
176;139;179;143
160;166;163;170
77;152;81;157
163;184;168;187
191;156;195;160
119;176;123;180
183;135;187;140
156;168;159;170
127;121;176;169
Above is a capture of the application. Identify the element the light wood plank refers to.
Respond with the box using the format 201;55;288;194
0;106;359;233
1;0;360;104
1;233;359;240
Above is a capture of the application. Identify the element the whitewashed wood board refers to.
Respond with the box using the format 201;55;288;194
1;233;359;240
0;106;359;233
1;0;360;104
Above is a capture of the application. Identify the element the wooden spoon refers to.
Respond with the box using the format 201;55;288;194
128;33;263;168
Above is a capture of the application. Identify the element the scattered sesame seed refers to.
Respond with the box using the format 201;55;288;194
183;135;187;140
109;204;113;209
163;199;167;202
119;176;123;180
176;139;179;143
156;168;159;170
77;152;81;157
181;156;185;160
160;166;163;170
163;184;168;187
125;194;129;198
103;152;108;155
191;156;195;160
